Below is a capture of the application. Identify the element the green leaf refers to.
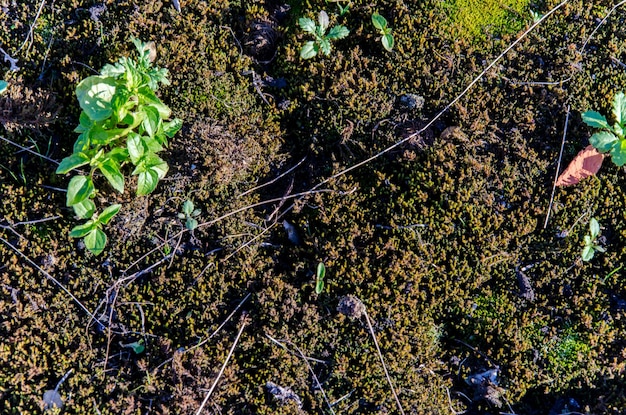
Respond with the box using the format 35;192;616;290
100;62;126;78
142;105;160;138
382;33;394;51
0;80;8;95
589;131;619;153
84;228;107;256
127;133;145;164
144;153;168;179
318;10;329;32
612;92;626;126
582;111;610;129
299;17;316;34
97;204;121;225
56;153;91;174
69;221;97;238
72;198;96;219
73;133;90;153
66;175;94;206
111;85;132;121
99;158;125;193
589;218;600;238
185;217;198;230
106;147;129;163
136;169;159;196
326;25;349;40
143;134;164;153
122;340;145;354
609;138;626;166
581;245;594;262
315;262;326;294
137;87;171;119
372;13;387;31
163;118;183;138
319;38;332;55
76;76;117;122
300;41;318;59
182;200;194;215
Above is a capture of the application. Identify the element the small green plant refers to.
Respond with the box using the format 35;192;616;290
56;38;182;255
582;217;605;262
178;200;200;230
0;80;7;95
315;261;326;294
298;11;349;59
582;91;626;166
529;9;543;24
372;13;394;51
120;339;145;354
326;0;350;16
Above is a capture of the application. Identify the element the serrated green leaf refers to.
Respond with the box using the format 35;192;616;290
56;153;91;174
99;158;124;193
185;217;198;230
609;138;626;166
372;13;387;31
382;33;394;51
76;76;116;122
72;198;96;219
182;200;194;215
98;204;121;225
582;111;610;129
589;131;618;153
326;25;349;40
612;92;626;126
319;38;332;55
84;228;107;256
300;41;318;59
299;17;316;34
100;62;126;78
69;221;97;238
136;169;159;196
67;175;94;206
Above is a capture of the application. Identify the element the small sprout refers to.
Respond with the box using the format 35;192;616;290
0;80;7;95
530;9;543;23
582;217;605;262
372;12;394;52
582;91;626;166
178;199;201;230
120;339;145;354
298;11;349;59
315;262;326;294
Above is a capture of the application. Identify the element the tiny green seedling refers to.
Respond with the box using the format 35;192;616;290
69;204;121;256
315;262;326;294
372;13;394;52
325;0;351;16
0;80;7;95
582;217;605;262
120;339;145;354
178;199;201;230
582;91;626;166
298;11;349;59
530;9;543;24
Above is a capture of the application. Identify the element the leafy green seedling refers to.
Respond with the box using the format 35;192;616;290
0;80;7;95
178;199;201;230
326;0;351;16
120;339;145;354
56;38;182;255
582;218;605;262
372;13;394;52
530;9;543;24
69;204;121;256
298;11;349;59
315;262;326;294
582;91;626;166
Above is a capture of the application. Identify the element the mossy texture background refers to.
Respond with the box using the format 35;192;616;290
2;0;626;413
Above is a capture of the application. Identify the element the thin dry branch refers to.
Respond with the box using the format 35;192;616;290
544;105;570;229
195;320;247;415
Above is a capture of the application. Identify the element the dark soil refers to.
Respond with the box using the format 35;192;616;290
2;0;626;413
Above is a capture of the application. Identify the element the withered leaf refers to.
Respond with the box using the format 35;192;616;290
555;145;605;187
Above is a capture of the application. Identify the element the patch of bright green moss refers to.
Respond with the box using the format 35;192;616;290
441;0;531;42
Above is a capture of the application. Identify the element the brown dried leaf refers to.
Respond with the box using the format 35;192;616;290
555;145;605;187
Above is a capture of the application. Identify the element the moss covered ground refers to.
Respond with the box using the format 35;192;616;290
2;0;626;413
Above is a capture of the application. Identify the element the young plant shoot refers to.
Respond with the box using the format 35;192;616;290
582;218;605;262
298;10;349;59
57;38;182;255
372;12;394;51
582;91;626;166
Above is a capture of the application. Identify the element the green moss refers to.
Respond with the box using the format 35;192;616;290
440;0;531;42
